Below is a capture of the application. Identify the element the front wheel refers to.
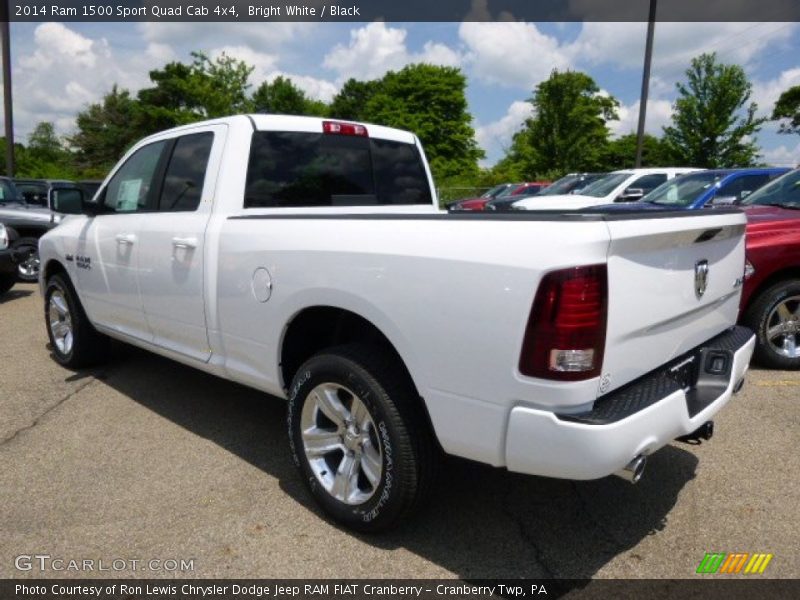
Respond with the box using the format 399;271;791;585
287;344;436;532
12;237;40;283
44;273;109;368
743;279;800;369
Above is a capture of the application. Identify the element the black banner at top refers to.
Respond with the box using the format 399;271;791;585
5;0;800;22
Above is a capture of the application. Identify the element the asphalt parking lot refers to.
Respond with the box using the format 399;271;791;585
1;282;798;580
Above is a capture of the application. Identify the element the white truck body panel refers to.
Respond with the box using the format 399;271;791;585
40;115;753;478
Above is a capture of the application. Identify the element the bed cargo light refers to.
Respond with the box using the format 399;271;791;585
323;121;368;137
519;264;608;381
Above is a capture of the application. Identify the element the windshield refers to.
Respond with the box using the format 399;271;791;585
742;169;800;208
647;172;722;206
577;173;630;198
481;184;509;199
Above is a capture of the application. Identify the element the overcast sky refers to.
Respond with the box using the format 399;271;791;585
4;21;800;166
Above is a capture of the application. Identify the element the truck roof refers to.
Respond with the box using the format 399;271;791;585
139;114;418;145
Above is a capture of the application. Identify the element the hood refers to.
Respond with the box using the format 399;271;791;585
0;202;53;221
512;194;603;210
743;204;800;237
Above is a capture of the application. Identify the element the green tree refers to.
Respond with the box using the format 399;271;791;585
772;85;800;136
663;53;766;168
137;51;253;129
601;133;672;170
328;78;381;121
68;86;142;176
363;64;483;180
509;70;619;175
251;76;326;116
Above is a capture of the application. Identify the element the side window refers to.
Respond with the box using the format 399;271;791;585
716;177;743;200
103;141;168;213
630;174;667;194
158;132;214;212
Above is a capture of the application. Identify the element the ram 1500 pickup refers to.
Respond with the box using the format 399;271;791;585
40;115;756;531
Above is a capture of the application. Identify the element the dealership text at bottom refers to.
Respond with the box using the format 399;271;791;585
15;584;550;597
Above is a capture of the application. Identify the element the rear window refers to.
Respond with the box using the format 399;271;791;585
244;131;432;208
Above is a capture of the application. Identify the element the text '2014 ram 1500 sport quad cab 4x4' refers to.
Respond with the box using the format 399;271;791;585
39;115;756;531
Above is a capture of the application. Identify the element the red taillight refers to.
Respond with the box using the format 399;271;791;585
519;264;608;381
323;120;368;137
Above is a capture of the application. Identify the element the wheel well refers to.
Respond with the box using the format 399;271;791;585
745;267;800;311
280;307;438;445
43;259;68;284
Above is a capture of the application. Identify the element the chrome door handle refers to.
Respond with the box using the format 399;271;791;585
172;236;198;249
115;233;136;245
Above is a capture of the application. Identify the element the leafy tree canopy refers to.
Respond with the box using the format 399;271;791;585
663;53;766;168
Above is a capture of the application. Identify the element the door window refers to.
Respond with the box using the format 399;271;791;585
102;141;168;213
718;174;771;201
158;133;214;212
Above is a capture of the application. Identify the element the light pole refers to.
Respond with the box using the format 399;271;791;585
635;0;657;168
1;0;13;177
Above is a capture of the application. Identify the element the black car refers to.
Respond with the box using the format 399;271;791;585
0;177;66;282
14;179;75;207
0;221;17;296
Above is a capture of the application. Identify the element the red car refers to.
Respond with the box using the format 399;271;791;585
739;168;800;369
447;181;551;211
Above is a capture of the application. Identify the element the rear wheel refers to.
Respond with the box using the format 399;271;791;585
44;273;109;368
743;279;800;369
12;237;40;282
287;344;436;532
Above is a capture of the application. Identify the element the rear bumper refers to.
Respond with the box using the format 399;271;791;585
505;326;755;480
0;249;16;275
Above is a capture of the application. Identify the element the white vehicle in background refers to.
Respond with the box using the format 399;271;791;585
512;168;703;211
40;115;753;531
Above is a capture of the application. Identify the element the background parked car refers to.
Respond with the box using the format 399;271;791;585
588;168;789;213
513;168;702;210
0;222;16;296
0;177;68;282
485;181;553;211
14;179;75;207
537;172;606;197
446;183;516;211
447;182;551;211
739;168;800;369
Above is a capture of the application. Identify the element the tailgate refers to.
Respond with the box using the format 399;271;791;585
600;211;747;395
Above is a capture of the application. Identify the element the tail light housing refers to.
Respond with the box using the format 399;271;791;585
519;264;608;381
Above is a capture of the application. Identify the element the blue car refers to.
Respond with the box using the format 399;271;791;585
593;168;790;212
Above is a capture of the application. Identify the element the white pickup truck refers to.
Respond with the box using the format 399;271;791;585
40;115;755;531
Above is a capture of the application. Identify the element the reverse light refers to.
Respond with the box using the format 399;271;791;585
519;264;608;381
323;121;368;137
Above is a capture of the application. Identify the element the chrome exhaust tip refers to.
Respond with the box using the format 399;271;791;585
614;455;647;484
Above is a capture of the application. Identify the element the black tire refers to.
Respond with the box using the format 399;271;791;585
44;273;109;368
287;344;436;532
0;273;14;296
12;237;40;282
742;279;800;369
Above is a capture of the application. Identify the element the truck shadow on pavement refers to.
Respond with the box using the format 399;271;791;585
97;342;699;581
0;288;34;304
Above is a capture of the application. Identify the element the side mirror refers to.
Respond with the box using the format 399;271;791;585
49;187;85;215
617;187;644;202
